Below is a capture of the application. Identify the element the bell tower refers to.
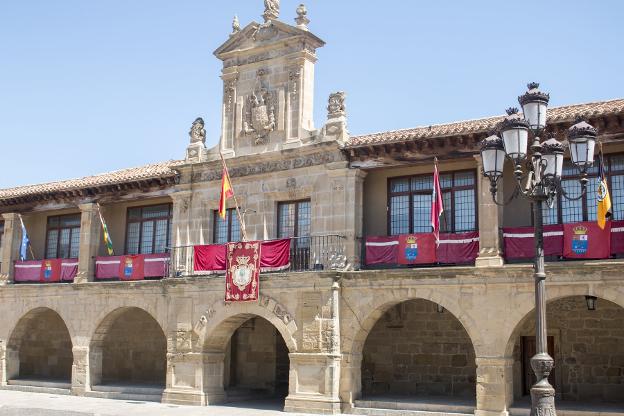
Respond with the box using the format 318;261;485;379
213;2;325;158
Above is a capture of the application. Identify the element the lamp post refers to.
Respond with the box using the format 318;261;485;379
479;83;598;416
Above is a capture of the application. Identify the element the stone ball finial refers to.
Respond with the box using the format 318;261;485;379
295;4;310;29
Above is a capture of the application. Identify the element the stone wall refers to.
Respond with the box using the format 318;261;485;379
511;296;624;402
101;309;167;385
361;299;476;398
228;317;288;394
17;310;72;381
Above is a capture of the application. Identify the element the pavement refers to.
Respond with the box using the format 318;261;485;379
0;390;331;416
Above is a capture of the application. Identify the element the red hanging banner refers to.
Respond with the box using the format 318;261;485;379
225;241;261;302
398;234;437;265
40;259;62;282
563;221;611;260
118;255;145;280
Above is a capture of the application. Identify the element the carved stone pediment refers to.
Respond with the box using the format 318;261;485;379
243;71;277;145
214;20;325;60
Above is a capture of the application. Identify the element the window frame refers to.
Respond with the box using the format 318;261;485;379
386;169;478;236
213;208;241;244
277;199;312;239
124;203;173;255
44;213;82;259
544;153;624;225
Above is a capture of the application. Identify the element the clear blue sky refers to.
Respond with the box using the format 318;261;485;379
1;1;622;188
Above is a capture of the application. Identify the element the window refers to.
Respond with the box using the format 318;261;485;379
388;170;477;236
543;154;624;225
45;214;81;259
278;200;311;239
214;209;241;244
125;204;172;255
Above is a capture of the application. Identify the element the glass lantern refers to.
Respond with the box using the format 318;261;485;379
480;135;506;180
568;120;597;172
518;82;550;132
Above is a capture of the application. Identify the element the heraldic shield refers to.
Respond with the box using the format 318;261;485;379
225;241;261;302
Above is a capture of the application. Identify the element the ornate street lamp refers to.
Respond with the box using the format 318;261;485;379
479;83;598;416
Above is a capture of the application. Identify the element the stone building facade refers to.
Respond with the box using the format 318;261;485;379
1;3;624;416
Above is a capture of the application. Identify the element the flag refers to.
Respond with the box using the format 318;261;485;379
18;215;30;261
431;158;444;245
597;146;612;230
97;205;115;255
219;165;234;219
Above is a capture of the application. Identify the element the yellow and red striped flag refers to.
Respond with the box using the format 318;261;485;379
219;162;234;219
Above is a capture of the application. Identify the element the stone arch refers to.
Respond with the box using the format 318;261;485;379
6;307;73;384
345;289;481;358
505;290;624;405
503;285;624;357
197;297;298;353
89;306;167;388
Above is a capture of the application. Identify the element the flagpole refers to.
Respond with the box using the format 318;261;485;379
96;203;115;255
18;214;35;260
219;152;249;242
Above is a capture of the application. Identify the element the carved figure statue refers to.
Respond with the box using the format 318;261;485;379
189;117;206;144
263;0;280;21
327;92;346;118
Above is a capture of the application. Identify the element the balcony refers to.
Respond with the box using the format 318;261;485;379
168;234;347;277
14;259;78;283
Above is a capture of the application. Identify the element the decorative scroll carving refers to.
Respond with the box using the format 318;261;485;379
289;67;301;96
224;79;237;113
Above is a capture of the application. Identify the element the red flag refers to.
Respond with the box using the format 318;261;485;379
431;159;444;245
219;166;234;219
563;222;611;260
40;259;62;282
225;241;261;302
118;255;145;280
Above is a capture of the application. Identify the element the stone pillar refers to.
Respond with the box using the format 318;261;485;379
71;346;89;395
284;353;342;415
163;352;209;406
475;357;514;416
202;352;227;404
0;213;22;285
75;203;101;284
474;156;504;267
338;353;362;409
170;191;193;277
0;342;6;386
3;346;19;384
88;346;103;388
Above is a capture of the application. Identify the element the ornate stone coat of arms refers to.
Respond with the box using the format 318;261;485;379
244;87;276;145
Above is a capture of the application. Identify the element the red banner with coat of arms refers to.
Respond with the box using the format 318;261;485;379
40;259;62;282
563;222;611;260
225;241;261;302
398;234;437;265
118;255;145;280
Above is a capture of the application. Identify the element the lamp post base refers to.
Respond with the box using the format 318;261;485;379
530;352;556;416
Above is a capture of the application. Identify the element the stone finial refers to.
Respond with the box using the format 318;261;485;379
327;92;346;119
189;117;206;144
263;0;280;22
232;15;240;35
295;4;310;29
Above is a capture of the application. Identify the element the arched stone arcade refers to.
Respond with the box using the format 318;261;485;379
5;307;73;387
89;307;167;392
506;295;624;409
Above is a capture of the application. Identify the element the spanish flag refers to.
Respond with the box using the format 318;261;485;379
597;147;612;230
219;165;234;219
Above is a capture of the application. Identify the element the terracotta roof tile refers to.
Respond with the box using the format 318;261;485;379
0;160;180;201
347;99;624;148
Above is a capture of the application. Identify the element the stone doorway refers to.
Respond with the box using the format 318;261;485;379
224;317;290;406
6;308;73;391
510;296;624;412
88;307;166;401
356;299;476;415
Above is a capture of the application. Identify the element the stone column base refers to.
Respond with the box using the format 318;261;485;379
284;395;342;415
476;357;513;416
162;389;207;406
475;252;504;268
475;410;510;416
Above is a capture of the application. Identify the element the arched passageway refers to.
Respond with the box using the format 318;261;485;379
224;317;290;404
89;307;166;398
6;308;73;388
509;296;624;411
358;299;476;413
